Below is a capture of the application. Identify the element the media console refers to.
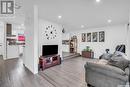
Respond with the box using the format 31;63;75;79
39;55;61;70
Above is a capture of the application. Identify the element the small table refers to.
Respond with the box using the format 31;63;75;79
39;55;61;70
82;51;94;58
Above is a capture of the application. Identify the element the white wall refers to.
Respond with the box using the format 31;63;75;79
0;22;5;56
62;33;70;40
24;5;38;74
127;24;130;60
129;10;130;60
126;10;130;60
69;24;127;58
38;19;62;59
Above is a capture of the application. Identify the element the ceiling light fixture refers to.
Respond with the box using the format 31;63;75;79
21;24;24;26
108;19;112;23
96;0;101;3
81;25;85;28
58;15;62;19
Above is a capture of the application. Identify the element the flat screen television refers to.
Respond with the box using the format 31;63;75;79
42;45;58;56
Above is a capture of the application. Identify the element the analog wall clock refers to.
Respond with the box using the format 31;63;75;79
44;25;57;40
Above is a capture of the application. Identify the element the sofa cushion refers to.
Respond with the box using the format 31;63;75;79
112;51;127;59
100;53;112;60
108;56;130;71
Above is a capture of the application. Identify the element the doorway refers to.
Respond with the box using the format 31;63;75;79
70;35;77;53
6;23;25;60
62;35;80;60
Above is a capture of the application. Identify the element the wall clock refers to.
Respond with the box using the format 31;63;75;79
44;25;57;40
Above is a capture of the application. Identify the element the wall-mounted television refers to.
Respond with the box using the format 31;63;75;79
42;45;58;56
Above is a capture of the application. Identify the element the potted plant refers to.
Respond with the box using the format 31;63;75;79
83;46;92;52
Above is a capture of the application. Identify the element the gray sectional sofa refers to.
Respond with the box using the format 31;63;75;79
84;61;129;87
84;51;130;87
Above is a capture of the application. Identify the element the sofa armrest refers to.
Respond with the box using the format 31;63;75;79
84;62;126;76
84;62;128;81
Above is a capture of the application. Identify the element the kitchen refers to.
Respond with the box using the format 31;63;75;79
0;21;25;60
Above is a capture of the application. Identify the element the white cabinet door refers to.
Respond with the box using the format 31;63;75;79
7;45;19;59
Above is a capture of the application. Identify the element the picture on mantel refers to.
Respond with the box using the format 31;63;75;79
82;33;86;42
87;33;91;42
99;31;105;42
92;32;98;42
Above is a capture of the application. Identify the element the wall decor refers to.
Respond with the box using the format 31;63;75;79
82;33;86;42
62;40;69;45
87;33;91;42
92;32;98;42
44;25;57;40
99;31;105;42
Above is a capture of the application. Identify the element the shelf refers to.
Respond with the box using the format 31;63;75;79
70;36;77;53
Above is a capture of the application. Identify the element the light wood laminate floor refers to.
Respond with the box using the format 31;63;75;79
0;57;94;87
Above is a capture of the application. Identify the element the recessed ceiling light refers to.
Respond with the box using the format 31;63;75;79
58;15;62;19
81;25;85;28
96;0;101;3
21;24;24;26
108;19;112;23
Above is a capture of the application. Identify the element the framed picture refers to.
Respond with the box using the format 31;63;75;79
87;33;91;42
82;33;86;42
99;31;105;42
92;32;98;42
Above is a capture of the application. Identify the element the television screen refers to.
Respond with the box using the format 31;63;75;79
42;45;58;56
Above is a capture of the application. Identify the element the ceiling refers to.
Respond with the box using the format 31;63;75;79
36;0;130;32
2;0;129;32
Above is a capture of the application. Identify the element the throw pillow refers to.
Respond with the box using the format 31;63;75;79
99;53;112;60
108;56;130;71
113;51;127;59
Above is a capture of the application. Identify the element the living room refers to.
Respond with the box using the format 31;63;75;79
0;0;130;87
